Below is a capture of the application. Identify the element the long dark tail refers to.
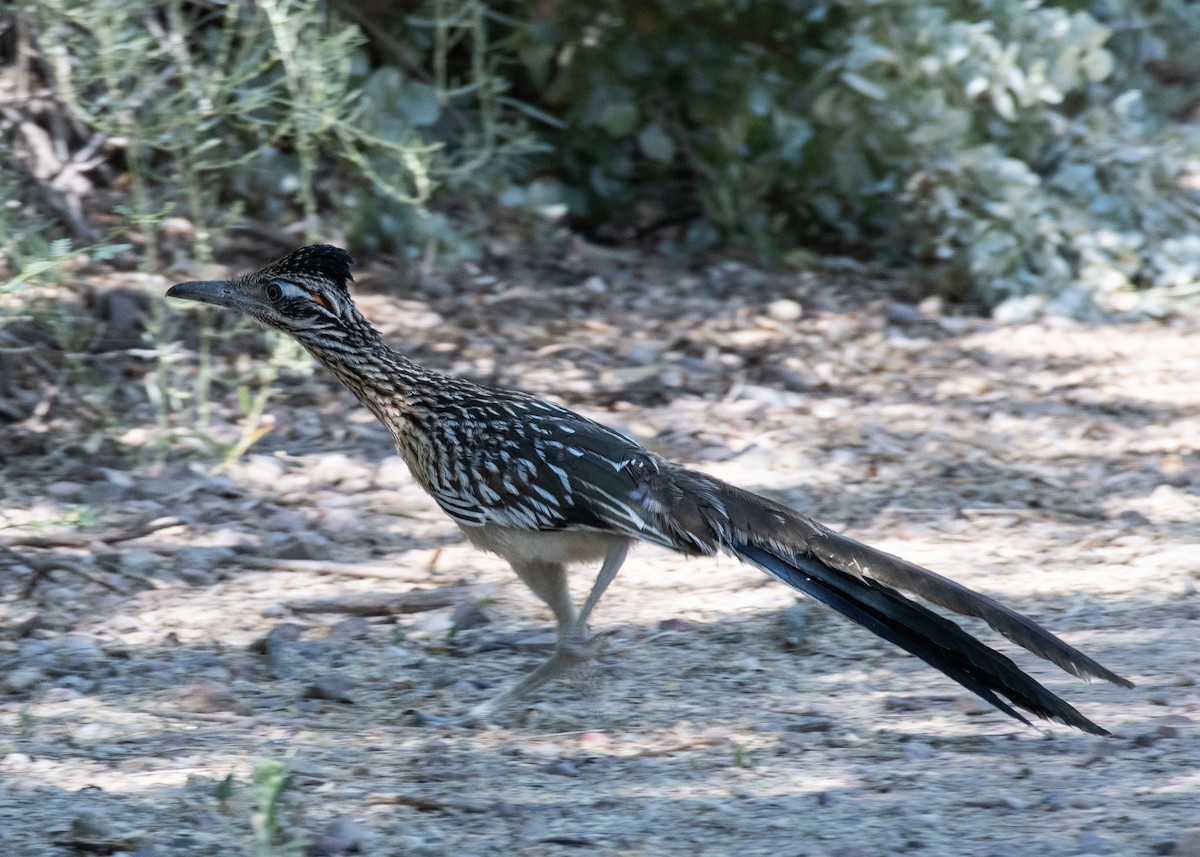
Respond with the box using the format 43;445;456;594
676;478;1133;735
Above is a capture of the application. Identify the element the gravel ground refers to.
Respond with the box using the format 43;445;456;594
1;244;1198;856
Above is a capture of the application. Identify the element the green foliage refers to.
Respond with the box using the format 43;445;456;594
28;0;447;261
512;0;1200;311
249;760;295;855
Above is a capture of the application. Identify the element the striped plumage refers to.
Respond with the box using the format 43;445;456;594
168;245;1132;733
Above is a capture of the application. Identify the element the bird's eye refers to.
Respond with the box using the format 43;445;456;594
265;282;284;303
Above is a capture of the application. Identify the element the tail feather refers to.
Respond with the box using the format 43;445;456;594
731;539;1111;735
636;462;1128;733
804;529;1133;688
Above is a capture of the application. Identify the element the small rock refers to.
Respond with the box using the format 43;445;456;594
57;636;106;672
993;294;1046;325
581;275;607;294
657;617;699;633
119;549;161;576
304;672;354;703
262;530;330;561
328;616;370;640
43;686;84;704
53;675;94;694
238;455;285;487
882;696;925;712
450;600;491;632
80;480;128;506
306;816;373;855
1152;714;1195;738
173;546;234;585
46;481;85;501
70;808;113;841
578;731;612;750
903;741;935;761
886;302;922;324
179;680;249;715
2;752;33;771
251;623;305;677
917;296;942;316
309;453;372;488
176;565;218;587
786;716;833;733
542;760;579;777
766;299;803;322
4;667;46;694
626;344;664;366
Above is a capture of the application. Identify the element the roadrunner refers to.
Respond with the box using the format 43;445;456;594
168;245;1132;733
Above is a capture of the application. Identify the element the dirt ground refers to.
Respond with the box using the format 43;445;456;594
1;242;1198;856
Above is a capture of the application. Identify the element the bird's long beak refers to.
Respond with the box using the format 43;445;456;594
166;279;240;310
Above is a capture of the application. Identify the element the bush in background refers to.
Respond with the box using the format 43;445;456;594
3;0;1199;315
511;0;1200;314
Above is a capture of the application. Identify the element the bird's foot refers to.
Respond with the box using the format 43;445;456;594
403;707;488;729
558;633;605;664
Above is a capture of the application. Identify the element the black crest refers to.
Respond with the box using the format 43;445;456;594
270;245;355;290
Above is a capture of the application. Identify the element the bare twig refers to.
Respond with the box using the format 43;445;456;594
285;585;467;615
2;516;184;549
366;791;489;814
238;556;432;581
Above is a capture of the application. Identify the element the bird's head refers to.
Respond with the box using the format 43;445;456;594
166;245;373;346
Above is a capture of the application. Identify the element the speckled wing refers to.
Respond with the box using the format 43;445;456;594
419;405;687;547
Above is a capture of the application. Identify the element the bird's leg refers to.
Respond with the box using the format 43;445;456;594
567;539;629;645
460;542;631;723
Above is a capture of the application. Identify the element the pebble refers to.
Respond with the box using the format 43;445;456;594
766;299;803;322
57;636;106;671
45;480;85;501
3;667;46;694
886;302;923;324
237;455;285;487
308;816;374;855
262;530;329;561
70;808;113;842
903;741;935;761
328;616;371;640
626;343;664;366
309;453;372;487
786;716;833;734
179;680;248;714
542;759;580;777
450;600;491;631
119;548;161;576
304;672;355;703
